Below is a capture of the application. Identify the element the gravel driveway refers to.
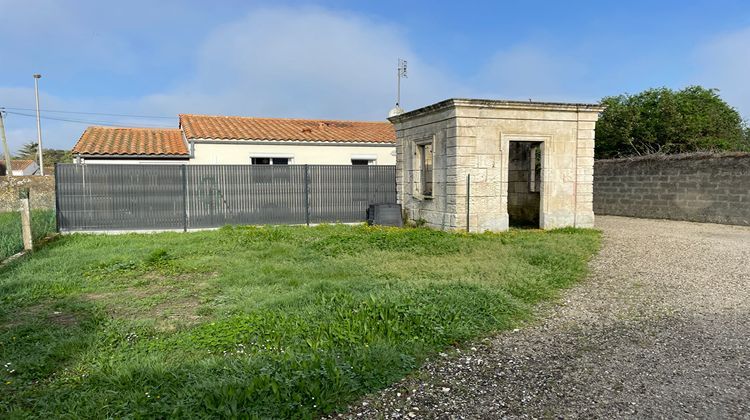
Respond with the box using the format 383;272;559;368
333;216;750;419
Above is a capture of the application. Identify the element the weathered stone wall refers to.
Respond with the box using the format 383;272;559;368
392;99;601;232
594;153;750;226
394;106;457;230
0;176;56;212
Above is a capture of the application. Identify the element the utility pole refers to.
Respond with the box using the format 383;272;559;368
33;74;44;176
0;109;13;180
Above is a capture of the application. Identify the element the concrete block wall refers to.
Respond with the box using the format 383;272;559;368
594;153;750;226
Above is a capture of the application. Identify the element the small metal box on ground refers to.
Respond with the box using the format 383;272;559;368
367;204;403;227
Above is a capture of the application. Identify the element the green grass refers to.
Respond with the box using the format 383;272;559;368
0;224;599;418
0;210;56;261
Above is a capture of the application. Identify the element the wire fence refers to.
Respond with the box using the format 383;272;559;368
55;164;397;232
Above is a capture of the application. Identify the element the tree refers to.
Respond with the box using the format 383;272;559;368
16;141;38;159
595;86;750;159
14;141;73;166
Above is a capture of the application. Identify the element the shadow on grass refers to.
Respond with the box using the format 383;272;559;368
0;295;103;411
2;283;528;418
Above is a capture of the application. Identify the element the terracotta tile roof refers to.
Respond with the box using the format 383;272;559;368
10;160;36;171
72;127;189;156
179;114;396;144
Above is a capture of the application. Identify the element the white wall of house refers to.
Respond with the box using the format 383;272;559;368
12;161;39;175
189;141;396;165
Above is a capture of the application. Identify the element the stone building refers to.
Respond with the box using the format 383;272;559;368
388;98;603;232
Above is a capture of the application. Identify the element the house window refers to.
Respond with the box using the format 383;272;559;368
350;154;377;165
251;157;290;165
250;155;293;183
417;142;433;197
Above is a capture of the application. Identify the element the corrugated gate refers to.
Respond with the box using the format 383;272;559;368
55;164;397;232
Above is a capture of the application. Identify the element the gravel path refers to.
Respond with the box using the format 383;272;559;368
333;216;750;419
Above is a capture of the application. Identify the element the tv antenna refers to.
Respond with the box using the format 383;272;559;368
389;58;408;118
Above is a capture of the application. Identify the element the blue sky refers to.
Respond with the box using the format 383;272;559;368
2;0;750;152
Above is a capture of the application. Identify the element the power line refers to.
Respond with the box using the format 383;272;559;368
3;111;172;128
1;106;175;120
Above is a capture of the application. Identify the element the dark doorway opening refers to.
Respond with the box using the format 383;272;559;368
508;141;542;228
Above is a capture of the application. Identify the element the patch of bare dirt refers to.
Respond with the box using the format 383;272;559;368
47;311;78;327
1;303;79;329
83;273;216;330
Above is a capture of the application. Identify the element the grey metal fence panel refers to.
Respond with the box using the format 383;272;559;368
56;164;396;231
185;165;307;228
308;165;396;223
57;164;184;231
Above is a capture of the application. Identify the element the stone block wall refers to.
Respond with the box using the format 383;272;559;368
593;153;750;226
394;106;458;230
0;176;56;212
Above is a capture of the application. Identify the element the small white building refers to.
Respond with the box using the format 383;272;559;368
72;115;396;166
1;159;40;176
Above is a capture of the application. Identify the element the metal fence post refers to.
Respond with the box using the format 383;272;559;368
304;164;310;226
54;163;61;232
181;165;188;232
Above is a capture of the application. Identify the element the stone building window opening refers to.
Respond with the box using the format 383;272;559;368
416;142;434;197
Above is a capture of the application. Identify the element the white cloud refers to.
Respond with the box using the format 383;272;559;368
3;6;463;151
2;6;464;151
693;27;750;119
141;7;463;120
1;5;602;152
